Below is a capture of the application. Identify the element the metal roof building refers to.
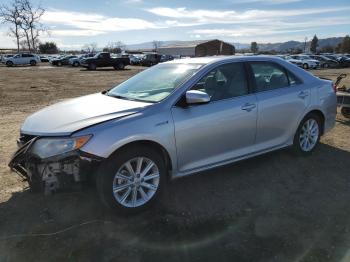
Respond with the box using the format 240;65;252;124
157;39;235;57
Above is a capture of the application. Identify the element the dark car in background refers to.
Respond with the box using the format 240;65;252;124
80;52;130;70
140;53;162;66
50;55;78;66
308;55;339;68
336;56;350;67
160;54;174;63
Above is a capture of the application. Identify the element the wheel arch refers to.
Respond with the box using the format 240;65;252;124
301;109;325;135
108;140;173;172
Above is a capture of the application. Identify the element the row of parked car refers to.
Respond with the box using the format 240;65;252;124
129;53;174;66
277;54;350;69
2;52;350;70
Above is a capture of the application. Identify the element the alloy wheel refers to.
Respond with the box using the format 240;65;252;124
299;119;319;152
112;157;160;208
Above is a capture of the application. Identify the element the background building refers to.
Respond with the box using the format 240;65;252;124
157;39;235;57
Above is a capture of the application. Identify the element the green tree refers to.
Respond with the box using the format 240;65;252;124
340;35;350;53
310;35;318;53
38;42;58;54
250;41;258;54
319;45;334;53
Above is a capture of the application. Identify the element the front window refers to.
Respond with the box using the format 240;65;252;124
191;62;248;101
108;63;202;102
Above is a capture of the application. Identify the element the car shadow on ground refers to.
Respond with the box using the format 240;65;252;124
1;143;350;262
80;68;132;72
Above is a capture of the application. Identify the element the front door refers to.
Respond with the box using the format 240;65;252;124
171;62;257;173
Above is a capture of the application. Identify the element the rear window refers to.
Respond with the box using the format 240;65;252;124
250;62;289;92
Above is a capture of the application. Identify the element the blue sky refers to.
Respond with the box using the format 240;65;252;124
0;0;349;49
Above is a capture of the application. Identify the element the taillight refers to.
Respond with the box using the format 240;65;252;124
332;82;337;93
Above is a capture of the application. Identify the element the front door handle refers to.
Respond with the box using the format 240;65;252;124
241;103;256;112
298;91;309;99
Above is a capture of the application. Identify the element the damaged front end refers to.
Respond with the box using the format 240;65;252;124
8;134;103;194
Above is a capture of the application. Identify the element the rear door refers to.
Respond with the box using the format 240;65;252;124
248;61;311;151
22;54;31;64
171;62;258;172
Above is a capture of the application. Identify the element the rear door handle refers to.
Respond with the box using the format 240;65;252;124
298;91;309;99
241;103;256;112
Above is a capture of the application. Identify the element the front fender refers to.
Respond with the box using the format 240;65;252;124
78;110;178;173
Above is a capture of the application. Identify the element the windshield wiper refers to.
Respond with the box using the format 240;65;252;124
104;91;156;103
106;93;131;100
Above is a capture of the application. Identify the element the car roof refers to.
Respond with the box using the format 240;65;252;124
166;55;289;65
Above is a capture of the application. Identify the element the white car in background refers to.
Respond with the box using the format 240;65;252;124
4;53;40;67
277;55;303;67
290;55;320;69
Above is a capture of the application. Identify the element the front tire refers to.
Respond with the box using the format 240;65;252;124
293;113;321;155
88;63;96;70
6;61;13;67
30;60;37;66
303;63;309;70
96;146;166;214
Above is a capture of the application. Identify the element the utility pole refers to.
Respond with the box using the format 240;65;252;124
303;37;308;53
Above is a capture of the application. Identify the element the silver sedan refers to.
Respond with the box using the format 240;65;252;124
9;56;337;213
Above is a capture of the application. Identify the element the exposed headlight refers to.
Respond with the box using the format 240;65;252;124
31;135;92;158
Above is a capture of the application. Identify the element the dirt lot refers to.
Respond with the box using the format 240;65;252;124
0;64;350;262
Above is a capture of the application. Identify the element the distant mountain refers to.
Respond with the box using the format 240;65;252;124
252;37;344;52
125;37;344;53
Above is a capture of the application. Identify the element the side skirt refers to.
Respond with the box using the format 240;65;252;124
171;143;291;179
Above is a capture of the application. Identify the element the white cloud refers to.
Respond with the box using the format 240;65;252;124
233;0;302;4
49;30;105;37
190;17;350;38
42;10;160;37
146;6;350;25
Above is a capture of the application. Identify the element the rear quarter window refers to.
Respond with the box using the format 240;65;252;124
249;61;302;92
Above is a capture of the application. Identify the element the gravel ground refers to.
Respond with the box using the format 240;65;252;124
0;64;350;262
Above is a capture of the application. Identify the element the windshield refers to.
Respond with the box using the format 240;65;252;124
108;63;202;102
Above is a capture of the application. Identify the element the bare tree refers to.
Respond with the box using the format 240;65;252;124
103;41;125;53
18;0;45;52
0;0;22;52
0;0;45;52
152;40;162;52
82;43;98;53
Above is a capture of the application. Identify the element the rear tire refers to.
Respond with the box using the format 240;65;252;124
341;107;350;119
115;63;125;70
73;61;79;67
323;63;329;68
293;113;321;155
96;146;166;214
57;61;62;66
303;63;309;70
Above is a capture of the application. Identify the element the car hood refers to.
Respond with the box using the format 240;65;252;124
21;93;151;136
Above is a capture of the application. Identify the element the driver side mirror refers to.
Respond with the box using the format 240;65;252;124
185;90;210;105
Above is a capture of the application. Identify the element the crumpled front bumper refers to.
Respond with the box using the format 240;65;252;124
8;137;103;194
